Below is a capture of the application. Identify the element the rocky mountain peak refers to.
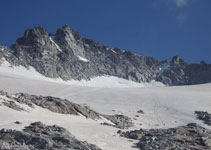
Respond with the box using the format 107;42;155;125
171;56;186;66
55;25;81;44
25;26;48;37
55;25;85;57
0;25;211;86
15;26;49;46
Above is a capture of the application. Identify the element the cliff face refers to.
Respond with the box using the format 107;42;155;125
157;56;211;85
0;25;211;85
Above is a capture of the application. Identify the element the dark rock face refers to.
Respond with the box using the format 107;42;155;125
119;123;211;150
195;111;211;126
0;26;160;83
157;56;211;85
0;46;21;66
157;57;189;85
0;25;211;85
0;122;102;150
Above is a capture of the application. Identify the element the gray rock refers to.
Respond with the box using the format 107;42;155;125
14;93;101;120
0;91;101;120
119;123;211;150
2;100;25;111
14;121;21;125
195;111;211;126
0;25;211;85
137;110;144;114
0;121;102;150
157;56;211;85
0;91;26;111
102;114;134;129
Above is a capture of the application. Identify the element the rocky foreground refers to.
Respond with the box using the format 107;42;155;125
1;90;211;149
0;122;101;150
119;123;211;150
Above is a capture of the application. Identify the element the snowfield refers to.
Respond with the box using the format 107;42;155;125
0;61;211;150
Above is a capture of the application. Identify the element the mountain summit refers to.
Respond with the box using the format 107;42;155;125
0;25;211;85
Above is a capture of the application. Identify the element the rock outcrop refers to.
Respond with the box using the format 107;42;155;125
0;91;101;120
195;111;211;126
102;114;134;129
157;56;211;85
0;122;102;150
119;123;211;150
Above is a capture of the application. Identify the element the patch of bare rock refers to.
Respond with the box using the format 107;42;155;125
102;114;134;129
195;111;211;126
0;122;102;150
118;123;211;150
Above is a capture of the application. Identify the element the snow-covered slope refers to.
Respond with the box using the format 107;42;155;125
0;95;135;150
0;60;164;88
0;62;211;150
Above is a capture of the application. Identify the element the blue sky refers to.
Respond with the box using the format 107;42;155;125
0;0;211;63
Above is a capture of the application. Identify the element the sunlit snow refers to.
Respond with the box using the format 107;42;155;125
49;37;62;52
77;55;89;62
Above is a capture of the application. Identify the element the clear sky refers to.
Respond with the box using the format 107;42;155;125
0;0;211;63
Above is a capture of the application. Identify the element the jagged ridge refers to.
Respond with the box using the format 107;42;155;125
0;25;211;85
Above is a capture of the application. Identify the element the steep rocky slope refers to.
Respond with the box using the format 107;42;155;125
0;25;211;85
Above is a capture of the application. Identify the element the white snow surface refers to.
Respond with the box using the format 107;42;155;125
49;37;62;52
110;48;117;54
106;47;117;54
0;60;211;150
77;55;89;62
158;62;169;77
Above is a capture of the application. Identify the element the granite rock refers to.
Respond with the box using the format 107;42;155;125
0;122;102;150
0;26;211;85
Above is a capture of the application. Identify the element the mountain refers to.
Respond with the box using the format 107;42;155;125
1;25;211;149
0;25;211;85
